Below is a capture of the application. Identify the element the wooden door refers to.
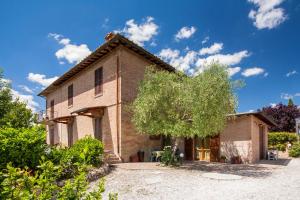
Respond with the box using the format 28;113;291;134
210;135;220;162
185;138;193;160
67;122;73;146
94;117;102;141
259;126;264;159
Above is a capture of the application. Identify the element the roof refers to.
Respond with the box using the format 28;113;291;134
38;33;175;97
227;112;277;126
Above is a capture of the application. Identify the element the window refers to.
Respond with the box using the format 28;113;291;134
95;67;103;95
94;117;102;141
68;84;73;106
50;100;54;119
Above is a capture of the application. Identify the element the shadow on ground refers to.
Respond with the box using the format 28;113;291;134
177;160;288;178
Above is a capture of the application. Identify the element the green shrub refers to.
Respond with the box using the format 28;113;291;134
0;159;117;200
289;143;300;157
66;136;104;166
160;146;179;166
268;132;298;151
0;127;46;170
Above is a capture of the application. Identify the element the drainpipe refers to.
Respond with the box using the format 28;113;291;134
116;53;120;156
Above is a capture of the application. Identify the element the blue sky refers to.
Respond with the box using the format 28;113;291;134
0;0;299;112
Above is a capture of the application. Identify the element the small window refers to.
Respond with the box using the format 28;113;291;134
68;84;73;106
95;67;103;95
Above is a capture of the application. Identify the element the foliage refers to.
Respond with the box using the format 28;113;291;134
0;160;117;200
0;68;36;129
262;103;300;132
288;98;294;106
64;136;104;166
45;136;104;178
0;127;47;170
268;132;298;151
289;143;300;157
131;63;236;139
1;100;36;128
160;146;179;166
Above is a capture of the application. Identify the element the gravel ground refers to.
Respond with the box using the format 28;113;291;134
89;159;300;200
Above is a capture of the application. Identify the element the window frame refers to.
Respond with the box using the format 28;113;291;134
94;67;103;96
68;84;73;107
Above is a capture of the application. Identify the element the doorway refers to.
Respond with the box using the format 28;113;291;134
184;138;194;161
259;125;265;159
94;117;102;141
67;122;73;146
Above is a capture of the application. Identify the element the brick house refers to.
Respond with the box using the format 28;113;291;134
39;33;275;163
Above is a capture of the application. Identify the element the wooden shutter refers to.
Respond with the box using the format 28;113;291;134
50;100;54;118
68;84;73;106
95;68;103;95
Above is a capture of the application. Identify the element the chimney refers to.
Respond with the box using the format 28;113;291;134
105;32;115;42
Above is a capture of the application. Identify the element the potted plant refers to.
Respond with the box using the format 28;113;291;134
220;155;227;163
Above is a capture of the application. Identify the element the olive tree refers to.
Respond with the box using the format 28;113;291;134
131;63;237;141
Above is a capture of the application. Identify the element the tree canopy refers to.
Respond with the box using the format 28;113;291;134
131;63;237;139
0;68;36;128
262;103;300;132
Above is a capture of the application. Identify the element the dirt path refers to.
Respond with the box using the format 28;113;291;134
89;159;300;200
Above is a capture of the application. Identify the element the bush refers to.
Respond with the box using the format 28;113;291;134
0;159;117;200
160;146;179;166
45;136;104;178
0;127;46;170
268;132;298;151
65;136;104;166
289;143;300;157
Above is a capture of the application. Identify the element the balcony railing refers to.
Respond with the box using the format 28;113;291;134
37;110;59;123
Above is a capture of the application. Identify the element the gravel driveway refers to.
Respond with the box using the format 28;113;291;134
90;159;300;200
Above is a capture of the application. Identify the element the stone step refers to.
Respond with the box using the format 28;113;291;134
104;151;122;164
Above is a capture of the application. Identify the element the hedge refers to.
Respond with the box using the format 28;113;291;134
268;132;298;151
0;127;47;170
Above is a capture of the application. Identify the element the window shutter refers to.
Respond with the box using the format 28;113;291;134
68;84;73;106
95;68;103;95
50;100;54;118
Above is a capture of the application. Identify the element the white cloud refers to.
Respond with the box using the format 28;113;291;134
248;0;287;29
118;16;158;46
102;18;109;29
159;48;197;72
159;46;249;75
295;93;300;97
281;93;293;100
202;36;210;44
286;70;297;77
199;43;223;55
11;89;39;112
270;103;277;108
196;50;250;68
27;73;58;87
175;26;196;41
241;67;265;77
1;78;11;85
248;109;255;112
18;85;34;94
227;67;241;77
264;72;269;77
49;33;91;64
